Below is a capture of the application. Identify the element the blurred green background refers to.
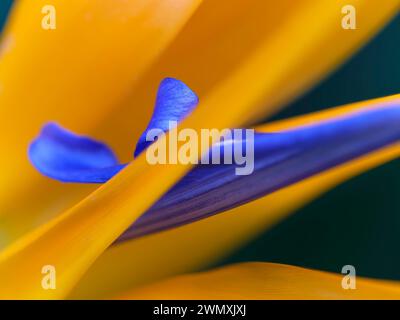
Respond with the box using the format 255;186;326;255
1;3;399;281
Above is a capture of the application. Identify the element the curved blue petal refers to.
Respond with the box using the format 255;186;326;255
26;79;400;241
28;122;126;183
28;78;198;183
118;105;400;241
134;77;199;157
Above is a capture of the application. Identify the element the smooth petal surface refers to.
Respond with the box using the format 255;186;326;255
29;123;125;183
123;105;400;240
118;262;400;300
134;78;199;157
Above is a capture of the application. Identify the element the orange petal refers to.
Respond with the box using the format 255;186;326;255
116;262;400;300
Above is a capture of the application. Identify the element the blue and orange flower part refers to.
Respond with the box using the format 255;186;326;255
0;0;399;299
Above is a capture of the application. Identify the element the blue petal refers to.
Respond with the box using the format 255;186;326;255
134;77;199;157
27;79;400;241
28;122;126;183
119;105;400;241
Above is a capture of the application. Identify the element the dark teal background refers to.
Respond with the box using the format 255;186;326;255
1;3;399;280
0;1;12;31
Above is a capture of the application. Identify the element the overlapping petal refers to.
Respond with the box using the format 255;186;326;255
29;83;400;240
125;104;400;240
28;78;199;183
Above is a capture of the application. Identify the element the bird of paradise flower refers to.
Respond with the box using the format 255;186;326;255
0;0;399;300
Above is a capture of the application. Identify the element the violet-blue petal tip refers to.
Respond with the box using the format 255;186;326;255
134;77;199;157
28;122;125;183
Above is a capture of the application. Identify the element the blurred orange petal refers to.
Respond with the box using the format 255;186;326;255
117;262;400;300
